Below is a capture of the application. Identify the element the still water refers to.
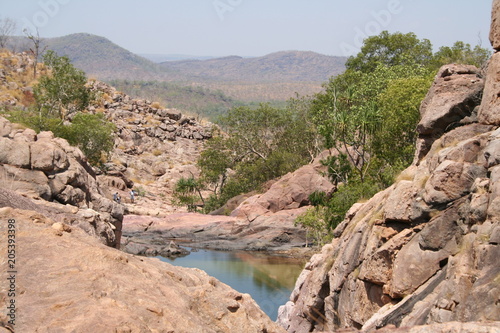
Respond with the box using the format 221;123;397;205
158;249;306;320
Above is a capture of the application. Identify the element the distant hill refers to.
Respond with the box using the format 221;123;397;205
43;33;173;81
160;51;347;83
140;54;215;63
39;33;346;85
8;33;347;116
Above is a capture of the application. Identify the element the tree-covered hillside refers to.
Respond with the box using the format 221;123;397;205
173;31;490;246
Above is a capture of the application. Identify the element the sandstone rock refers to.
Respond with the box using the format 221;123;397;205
479;52;500;125
417;64;483;136
0;164;51;200
30;140;70;172
54;185;86;206
358;228;415;287
36;130;54;140
383;180;429;223
0;208;284;333
487;165;500;219
491;0;500;50
415;65;484;161
484;139;500;168
166;109;182;121
0;116;12;137
232;160;335;222
423;160;486;205
279;120;500;332
0;137;30;168
52;221;72;233
376;322;500;333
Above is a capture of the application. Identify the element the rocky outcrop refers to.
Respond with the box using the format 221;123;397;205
0;207;285;332
414;64;484;162
0;116;124;247
122;208;309;254
88;80;213;216
231;158;336;220
331;322;500;333
278;4;500;331
278;125;500;332
479;51;500;125
491;0;500;51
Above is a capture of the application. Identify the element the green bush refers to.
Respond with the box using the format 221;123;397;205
295;206;332;247
57;113;115;165
6;51;114;166
172;177;204;212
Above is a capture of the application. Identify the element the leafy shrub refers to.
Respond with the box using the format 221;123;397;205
295;206;332;247
57;113;115;165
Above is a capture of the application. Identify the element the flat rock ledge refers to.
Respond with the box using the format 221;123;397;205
0;207;284;333
121;211;311;256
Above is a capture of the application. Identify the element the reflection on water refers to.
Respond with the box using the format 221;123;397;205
158;249;306;320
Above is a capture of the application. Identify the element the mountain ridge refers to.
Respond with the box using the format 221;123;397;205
159;49;347;83
9;33;346;115
39;33;346;83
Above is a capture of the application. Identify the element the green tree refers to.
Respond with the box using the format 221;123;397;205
294;206;331;247
34;50;94;121
374;75;433;168
295;32;492;241
431;41;491;69
58;113;115;165
345;31;433;72
7;51;114;166
172;177;204;212
172;102;320;213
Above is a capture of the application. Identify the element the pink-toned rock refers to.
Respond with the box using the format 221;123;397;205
415;64;484;162
232;159;336;224
490;0;500;50
30;140;70;172
0;208;284;333
479;52;500;125
417;64;483;136
0;116;12;137
0;137;30;168
383;180;429;223
261;164;335;213
423;160;486;205
230;194;271;221
0;164;51;199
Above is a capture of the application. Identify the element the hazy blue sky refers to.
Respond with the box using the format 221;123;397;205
0;0;493;57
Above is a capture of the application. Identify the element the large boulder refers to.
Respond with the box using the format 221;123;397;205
0;116;12;137
30;140;69;172
232;155;336;221
0;137;30;168
415;64;484;162
479;52;500;125
490;0;500;50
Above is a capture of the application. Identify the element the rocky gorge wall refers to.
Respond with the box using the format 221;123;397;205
277;3;500;332
89;80;215;217
0;116;124;248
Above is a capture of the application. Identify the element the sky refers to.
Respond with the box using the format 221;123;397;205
0;0;493;58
